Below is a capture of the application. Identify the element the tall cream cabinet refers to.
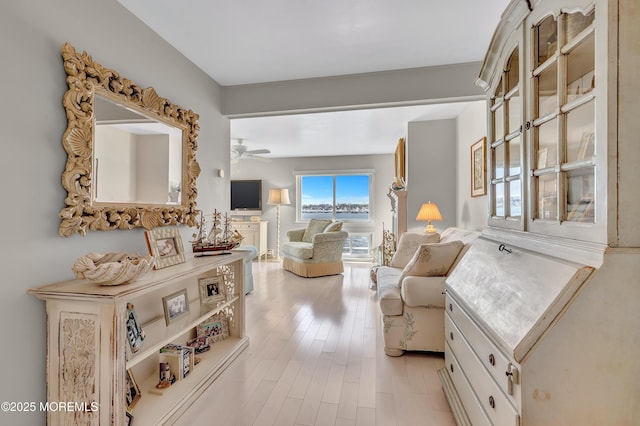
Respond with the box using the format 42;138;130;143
232;220;268;259
440;0;640;424
29;253;248;425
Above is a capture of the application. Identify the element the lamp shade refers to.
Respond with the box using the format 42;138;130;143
267;188;291;205
416;202;443;221
416;202;442;233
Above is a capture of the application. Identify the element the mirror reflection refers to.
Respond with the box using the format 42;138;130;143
94;95;183;205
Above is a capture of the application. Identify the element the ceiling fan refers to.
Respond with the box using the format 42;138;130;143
231;138;271;163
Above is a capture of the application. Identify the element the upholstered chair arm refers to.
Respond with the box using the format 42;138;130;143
286;229;306;242
400;276;447;308
312;230;347;244
310;231;348;262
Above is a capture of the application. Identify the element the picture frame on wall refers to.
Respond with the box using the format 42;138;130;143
162;288;190;326
198;276;225;305
471;137;487;197
393;137;406;189
145;226;185;269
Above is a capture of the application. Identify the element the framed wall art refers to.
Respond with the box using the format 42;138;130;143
162;288;190;326
394;137;406;188
145;226;185;269
471;137;487;197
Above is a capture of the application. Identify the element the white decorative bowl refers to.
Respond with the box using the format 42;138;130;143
72;252;155;285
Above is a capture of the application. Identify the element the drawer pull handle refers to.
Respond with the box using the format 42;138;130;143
489;396;495;409
449;303;453;312
450;363;454;373
489;353;495;366
450;331;454;341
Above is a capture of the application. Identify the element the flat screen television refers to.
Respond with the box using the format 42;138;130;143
230;180;262;215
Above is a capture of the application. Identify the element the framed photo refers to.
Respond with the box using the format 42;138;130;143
125;369;141;411
126;303;145;354
471;137;487;197
145;226;185;269
196;313;229;344
198;276;225;305
162;289;190;326
125;411;133;426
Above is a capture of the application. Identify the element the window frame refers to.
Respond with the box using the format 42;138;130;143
295;169;374;224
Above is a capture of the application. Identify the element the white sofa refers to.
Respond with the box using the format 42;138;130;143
376;227;480;356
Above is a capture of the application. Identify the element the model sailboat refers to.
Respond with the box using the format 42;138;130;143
192;210;243;254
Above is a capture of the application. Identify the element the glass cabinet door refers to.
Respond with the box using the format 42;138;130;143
489;46;523;228
531;9;595;224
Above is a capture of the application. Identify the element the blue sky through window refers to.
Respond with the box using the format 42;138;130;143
299;174;370;220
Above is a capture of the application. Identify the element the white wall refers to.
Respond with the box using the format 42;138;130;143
455;101;489;231
0;2;227;423
230;154;394;254
406;119;457;233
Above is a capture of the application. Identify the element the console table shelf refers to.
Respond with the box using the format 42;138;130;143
126;295;240;369
29;252;248;426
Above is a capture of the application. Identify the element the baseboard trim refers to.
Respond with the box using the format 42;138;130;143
437;367;472;426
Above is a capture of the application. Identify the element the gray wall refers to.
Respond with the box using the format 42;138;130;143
406;119;458;233
223;62;485;117
1;2;227;423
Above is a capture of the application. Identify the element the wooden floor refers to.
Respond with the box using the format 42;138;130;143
178;261;455;426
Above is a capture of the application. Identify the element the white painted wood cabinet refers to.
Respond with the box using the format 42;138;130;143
29;253;248;425
440;0;640;424
232;220;268;259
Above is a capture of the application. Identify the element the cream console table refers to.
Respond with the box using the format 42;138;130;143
232;220;267;259
29;253;248;426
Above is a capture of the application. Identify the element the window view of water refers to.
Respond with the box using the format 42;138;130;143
300;174;370;221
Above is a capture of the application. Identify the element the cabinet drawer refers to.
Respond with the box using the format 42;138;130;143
445;342;491;426
233;223;258;231
446;316;520;426
446;295;521;408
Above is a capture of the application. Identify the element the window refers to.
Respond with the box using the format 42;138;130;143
342;233;373;260
296;172;372;222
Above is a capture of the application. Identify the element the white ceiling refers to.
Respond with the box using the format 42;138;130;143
117;0;509;157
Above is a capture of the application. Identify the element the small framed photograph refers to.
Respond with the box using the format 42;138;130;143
125;369;141;411
196;313;229;344
199;276;225;305
162;289;190;326
145;226;185;269
125;411;133;426
126;303;145;354
471;137;487;197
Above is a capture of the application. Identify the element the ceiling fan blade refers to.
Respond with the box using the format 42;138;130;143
247;156;272;163
245;149;271;155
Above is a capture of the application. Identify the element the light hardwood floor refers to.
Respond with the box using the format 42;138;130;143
178;261;455;426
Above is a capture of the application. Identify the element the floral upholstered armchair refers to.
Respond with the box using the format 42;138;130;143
282;219;348;278
376;228;480;356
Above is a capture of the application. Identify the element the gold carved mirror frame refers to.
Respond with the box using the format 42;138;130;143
59;43;201;236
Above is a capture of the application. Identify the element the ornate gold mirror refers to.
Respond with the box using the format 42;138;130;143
59;43;201;236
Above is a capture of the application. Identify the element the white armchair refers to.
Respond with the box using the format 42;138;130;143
376;228;480;356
